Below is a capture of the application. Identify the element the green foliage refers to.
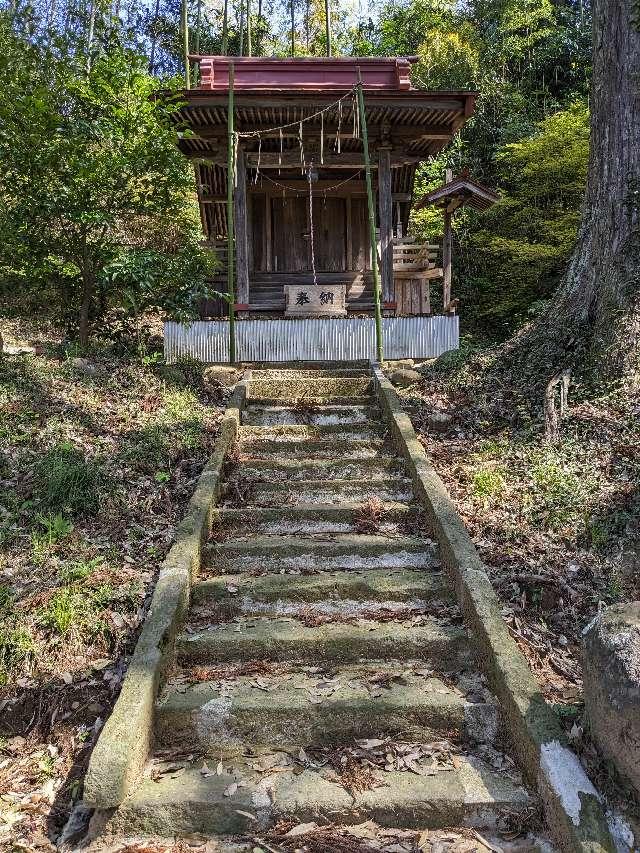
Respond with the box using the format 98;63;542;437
33;443;102;517
453;102;589;334
0;627;36;684
472;467;506;505
525;452;592;530
0;18;215;344
39;588;87;635
58;556;104;584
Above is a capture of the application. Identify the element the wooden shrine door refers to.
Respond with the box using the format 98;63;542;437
312;197;346;271
271;197;311;272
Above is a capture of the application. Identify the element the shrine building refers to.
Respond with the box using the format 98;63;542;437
166;55;479;363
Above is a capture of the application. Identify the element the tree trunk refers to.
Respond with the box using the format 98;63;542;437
514;0;640;388
78;271;95;348
149;0;160;74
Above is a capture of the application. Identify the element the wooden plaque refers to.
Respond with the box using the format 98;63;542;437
284;284;347;317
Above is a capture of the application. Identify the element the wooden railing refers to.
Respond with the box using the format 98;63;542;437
392;237;441;278
392;237;444;317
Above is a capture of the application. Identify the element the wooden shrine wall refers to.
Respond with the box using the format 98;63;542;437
248;190;371;274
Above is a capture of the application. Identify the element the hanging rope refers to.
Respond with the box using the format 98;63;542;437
255;170;364;196
235;87;358;140
308;161;318;287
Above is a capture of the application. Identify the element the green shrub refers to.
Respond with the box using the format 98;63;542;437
33;443;101;516
39;589;85;634
472;468;506;504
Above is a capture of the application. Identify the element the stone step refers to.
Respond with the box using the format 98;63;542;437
155;669;498;754
212;504;419;536
242;404;380;427
227;456;407;482
239;423;385;442
249;368;371;379
241;437;391;461
249;377;374;399
222;478;414;507
204;534;435;573
192;566;449;605
112;756;530;837
177;619;471;668
247;395;375;407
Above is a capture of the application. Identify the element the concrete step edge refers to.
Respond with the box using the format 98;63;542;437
192;567;449;604
176;620;470;667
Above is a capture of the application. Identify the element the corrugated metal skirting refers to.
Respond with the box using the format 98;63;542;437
164;316;459;363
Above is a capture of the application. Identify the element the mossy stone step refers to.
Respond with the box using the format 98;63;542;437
249;368;371;379
192;567;449;605
177;619;471;668
248;377;374;399
155;672;498;753
240;423;385;442
111;756;530;837
242;437;390;460
204;533;436;572
212;504;419;536
229;457;406;483
224;478;414;508
247;395;374;407
242;404;381;427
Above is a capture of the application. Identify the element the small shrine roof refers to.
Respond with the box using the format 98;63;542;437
415;169;500;211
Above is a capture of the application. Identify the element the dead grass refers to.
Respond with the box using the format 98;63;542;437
354;497;386;534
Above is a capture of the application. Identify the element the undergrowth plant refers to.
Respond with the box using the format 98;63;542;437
33;443;102;517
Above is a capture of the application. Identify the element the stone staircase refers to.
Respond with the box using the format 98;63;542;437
112;366;533;844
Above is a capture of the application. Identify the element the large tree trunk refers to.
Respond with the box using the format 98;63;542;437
515;0;640;388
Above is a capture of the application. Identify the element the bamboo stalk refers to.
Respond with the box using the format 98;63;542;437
356;68;383;364
325;0;331;56
222;0;229;53
181;0;190;88
227;63;236;363
247;0;252;56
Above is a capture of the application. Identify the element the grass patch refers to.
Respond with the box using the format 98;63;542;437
33;443;102;516
471;467;507;506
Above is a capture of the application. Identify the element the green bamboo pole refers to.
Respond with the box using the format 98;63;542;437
247;0;252;56
356;68;383;364
325;0;331;56
181;0;190;88
227;63;236;363
222;0;229;53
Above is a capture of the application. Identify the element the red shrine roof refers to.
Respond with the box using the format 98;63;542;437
189;55;418;92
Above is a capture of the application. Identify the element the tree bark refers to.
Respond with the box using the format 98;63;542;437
514;0;640;388
78;270;95;348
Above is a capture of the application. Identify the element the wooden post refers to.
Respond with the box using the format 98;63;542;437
234;147;250;308
442;209;452;311
226;63;236;362
357;68;383;364
442;167;453;311
378;146;394;306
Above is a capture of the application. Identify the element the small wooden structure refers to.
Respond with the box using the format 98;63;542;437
415;168;500;311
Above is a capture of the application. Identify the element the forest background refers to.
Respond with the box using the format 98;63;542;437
0;0;591;344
